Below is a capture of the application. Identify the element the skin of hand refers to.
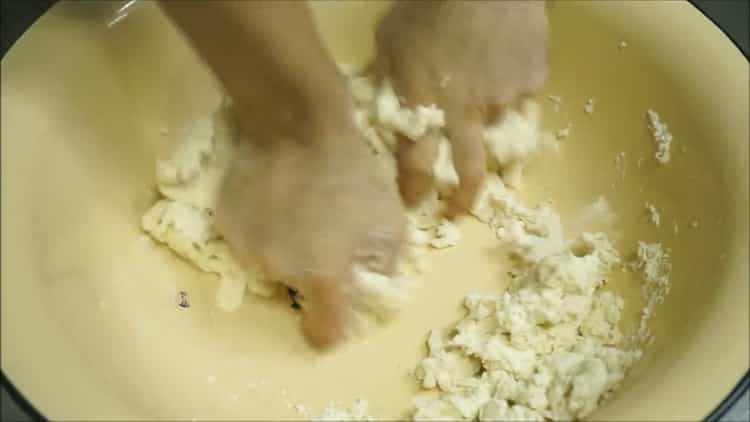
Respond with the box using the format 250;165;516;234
217;122;406;349
163;1;406;349
376;0;549;217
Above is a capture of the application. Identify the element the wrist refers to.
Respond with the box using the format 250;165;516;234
299;77;357;141
230;73;355;146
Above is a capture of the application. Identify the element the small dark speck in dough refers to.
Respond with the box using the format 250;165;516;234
288;287;302;311
177;290;190;308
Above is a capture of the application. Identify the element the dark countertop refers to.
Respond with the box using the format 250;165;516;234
1;1;747;421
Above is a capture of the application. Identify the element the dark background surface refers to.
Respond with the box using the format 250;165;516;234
1;0;748;421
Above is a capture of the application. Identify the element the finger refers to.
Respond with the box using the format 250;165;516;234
397;134;439;207
445;108;486;218
299;273;351;349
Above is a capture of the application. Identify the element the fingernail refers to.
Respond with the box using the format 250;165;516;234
302;316;346;350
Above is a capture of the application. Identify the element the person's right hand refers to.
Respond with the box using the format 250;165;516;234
376;0;549;217
164;1;407;349
215;114;406;349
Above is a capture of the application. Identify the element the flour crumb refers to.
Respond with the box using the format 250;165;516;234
690;220;700;228
672;219;680;235
545;95;562;112
481;100;545;188
295;404;310;417
646;110;673;164
430;219;461;249
584;98;595;114
615;152;626;181
556;124;572;141
644;203;661;227
439;75;451;88
618;40;628;49
375;81;445;141
630;242;672;342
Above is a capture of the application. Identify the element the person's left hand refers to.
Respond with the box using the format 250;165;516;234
376;0;549;216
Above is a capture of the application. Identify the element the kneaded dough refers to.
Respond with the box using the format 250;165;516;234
142;108;273;311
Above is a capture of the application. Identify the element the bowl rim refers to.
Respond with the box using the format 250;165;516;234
677;2;749;420
0;1;747;421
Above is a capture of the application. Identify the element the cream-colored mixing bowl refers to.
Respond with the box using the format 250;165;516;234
2;1;747;420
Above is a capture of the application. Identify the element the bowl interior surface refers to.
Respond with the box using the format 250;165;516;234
1;1;747;420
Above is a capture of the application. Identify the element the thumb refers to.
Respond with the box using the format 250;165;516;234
300;273;351;349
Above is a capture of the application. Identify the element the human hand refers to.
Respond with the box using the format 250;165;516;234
165;1;407;349
215;115;406;349
376;0;548;216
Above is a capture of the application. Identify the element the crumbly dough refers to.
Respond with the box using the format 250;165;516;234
344;66;549;191
340;70;669;421
413;178;643;420
142;66;671;421
141;101;414;325
555;124;572;141
413;242;641;420
141;110;276;310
